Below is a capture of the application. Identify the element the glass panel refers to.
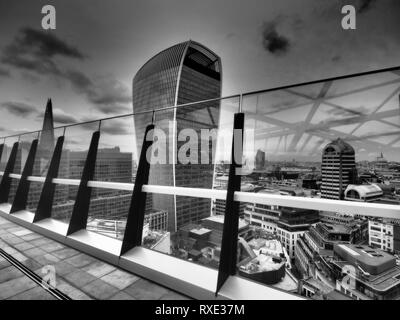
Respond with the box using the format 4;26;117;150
0;136;19;171
86;115;139;238
32;127;64;177
26;181;44;212
1;136;19;204
141;97;240;270
93;115;138;183
25;128;65;214
240;68;400;300
51;122;98;223
241;70;400;204
8;133;39;204
238;201;320;297
12;132;39;174
51;183;78;223
87;187;131;239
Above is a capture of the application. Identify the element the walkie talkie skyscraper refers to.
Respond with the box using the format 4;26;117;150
132;40;222;232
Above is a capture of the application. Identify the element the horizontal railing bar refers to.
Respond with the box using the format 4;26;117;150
234;192;400;220
27;176;46;183
87;180;134;191
51;178;81;186
142;185;227;200
2;173;399;219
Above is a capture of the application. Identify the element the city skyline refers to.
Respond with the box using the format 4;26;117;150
0;0;400;302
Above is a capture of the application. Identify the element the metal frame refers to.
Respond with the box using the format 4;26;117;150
121;123;154;255
0;144;4;165
216;112;245;294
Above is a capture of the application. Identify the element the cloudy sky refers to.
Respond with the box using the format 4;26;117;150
0;0;399;142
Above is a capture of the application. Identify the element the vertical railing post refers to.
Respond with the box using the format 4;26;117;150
10;139;38;213
0;143;4;182
120;123;154;255
0;144;4;167
66;131;100;235
0;142;19;204
216;112;245;295
34;136;65;222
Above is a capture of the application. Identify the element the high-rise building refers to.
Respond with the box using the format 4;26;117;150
27;99;59;211
38;99;55;155
132;41;222;232
321;138;357;200
255;149;266;170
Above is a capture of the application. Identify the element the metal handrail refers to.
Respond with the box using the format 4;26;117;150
2;171;399;220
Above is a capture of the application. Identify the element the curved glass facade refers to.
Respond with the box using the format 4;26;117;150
132;41;222;232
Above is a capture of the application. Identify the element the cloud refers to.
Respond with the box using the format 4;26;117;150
52;108;80;124
100;120;132;135
64;70;131;114
4;27;84;60
2;28;131;115
0;127;28;137
1;27;84;76
95;103;131;114
357;0;377;13
0;68;10;77
261;19;290;56
1;101;38;116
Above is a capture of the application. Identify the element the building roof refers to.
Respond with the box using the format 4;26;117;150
134;40;221;82
320;223;352;235
345;184;383;198
334;244;396;275
202;215;248;230
189;227;212;236
323;138;355;155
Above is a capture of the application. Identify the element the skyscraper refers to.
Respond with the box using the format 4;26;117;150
255;149;266;170
132;40;222;232
321;138;357;200
26;99;57;210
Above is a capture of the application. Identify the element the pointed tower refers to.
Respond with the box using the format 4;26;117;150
32;98;56;177
38;98;55;152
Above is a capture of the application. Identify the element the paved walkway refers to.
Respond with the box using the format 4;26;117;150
0;216;189;300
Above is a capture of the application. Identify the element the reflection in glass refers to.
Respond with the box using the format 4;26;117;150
236;69;400;300
8;133;38;203
138;97;239;269
50;123;98;222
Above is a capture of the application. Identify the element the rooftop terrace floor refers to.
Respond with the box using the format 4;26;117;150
0;216;190;300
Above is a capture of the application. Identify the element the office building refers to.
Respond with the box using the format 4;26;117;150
132;40;222;232
255;149;266;170
321;138;357;200
369;219;400;254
